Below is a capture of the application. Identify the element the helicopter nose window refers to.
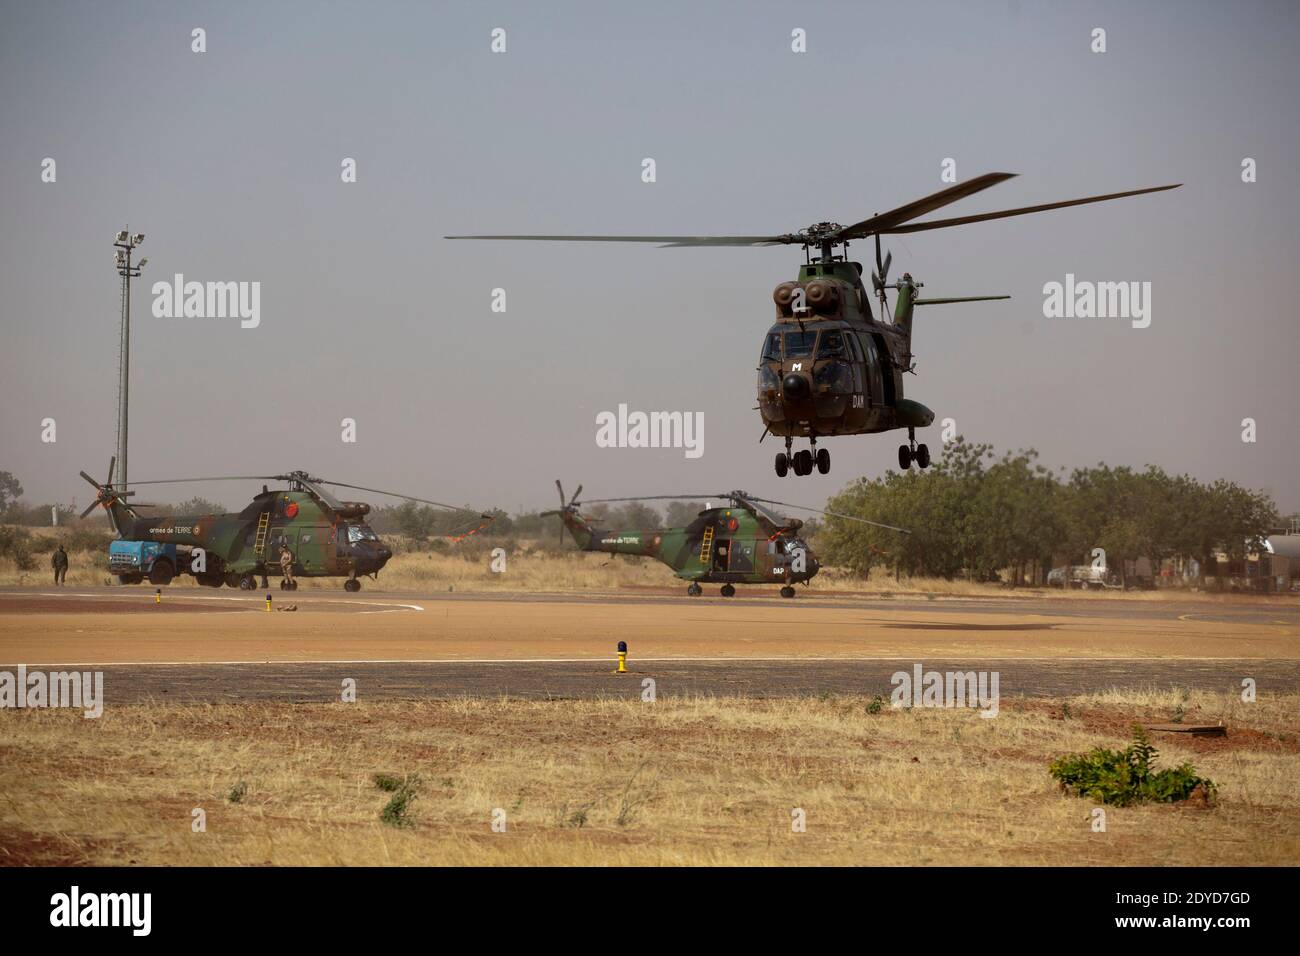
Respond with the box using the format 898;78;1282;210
817;331;846;358
761;333;782;363
784;331;817;358
347;524;378;544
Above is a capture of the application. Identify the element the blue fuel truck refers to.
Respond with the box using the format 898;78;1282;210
108;539;183;585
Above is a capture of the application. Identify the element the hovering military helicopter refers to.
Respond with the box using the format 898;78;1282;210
543;480;906;598
448;173;1179;476
79;458;491;591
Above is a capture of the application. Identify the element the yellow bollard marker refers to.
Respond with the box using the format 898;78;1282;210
617;640;628;674
266;592;272;612
155;588;161;605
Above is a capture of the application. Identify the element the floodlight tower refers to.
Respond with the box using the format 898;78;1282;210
112;230;147;490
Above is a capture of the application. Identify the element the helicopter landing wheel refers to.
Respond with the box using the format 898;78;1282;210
915;443;931;469
898;444;913;470
344;578;361;593
687;582;702;596
720;584;736;597
775;453;789;477
289;580;299;591
815;447;830;474
239;574;257;590
794;449;813;476
780;585;796;599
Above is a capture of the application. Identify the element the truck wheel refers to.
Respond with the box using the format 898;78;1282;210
148;559;175;586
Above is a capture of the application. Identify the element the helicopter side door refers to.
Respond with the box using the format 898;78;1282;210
856;332;888;407
728;539;755;574
294;526;331;574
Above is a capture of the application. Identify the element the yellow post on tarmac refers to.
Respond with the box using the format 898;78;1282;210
155;588;161;604
617;640;628;674
266;592;272;612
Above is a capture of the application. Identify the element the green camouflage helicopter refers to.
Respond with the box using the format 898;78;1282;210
543;480;906;598
449;173;1179;477
79;458;491;591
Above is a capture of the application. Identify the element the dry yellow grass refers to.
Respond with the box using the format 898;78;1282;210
3;547;1283;605
2;689;1296;866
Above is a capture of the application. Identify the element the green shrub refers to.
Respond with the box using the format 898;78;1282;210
1049;725;1215;806
374;772;421;827
0;526;36;570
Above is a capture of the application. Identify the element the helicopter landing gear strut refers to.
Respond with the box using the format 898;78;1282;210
776;437;830;477
344;576;361;593
898;427;931;471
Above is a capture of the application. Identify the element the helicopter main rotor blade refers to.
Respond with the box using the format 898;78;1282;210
575;494;718;505
743;496;912;535
913;295;1011;305
839;172;1018;240
316;480;470;513
79;470;103;489
79;501;100;519
119;476;274;486
446;234;793;248
883;183;1182;235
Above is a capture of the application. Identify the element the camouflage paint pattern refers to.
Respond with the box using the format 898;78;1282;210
757;260;933;440
557;501;819;586
98;487;391;587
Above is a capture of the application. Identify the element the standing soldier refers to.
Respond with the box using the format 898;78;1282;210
279;544;296;589
51;544;69;586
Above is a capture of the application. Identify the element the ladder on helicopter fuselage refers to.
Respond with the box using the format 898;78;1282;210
253;511;270;556
699;526;714;566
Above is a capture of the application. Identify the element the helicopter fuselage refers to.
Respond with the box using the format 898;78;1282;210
558;502;819;591
757;260;933;443
108;489;392;587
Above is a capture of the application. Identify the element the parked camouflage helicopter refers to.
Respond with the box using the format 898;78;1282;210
79;458;491;591
449;174;1179;476
543;480;906;598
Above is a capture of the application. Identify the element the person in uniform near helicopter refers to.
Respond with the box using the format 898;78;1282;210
51;544;68;586
278;544;295;588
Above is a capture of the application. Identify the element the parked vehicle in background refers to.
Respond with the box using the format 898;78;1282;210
1047;565;1120;590
108;539;182;586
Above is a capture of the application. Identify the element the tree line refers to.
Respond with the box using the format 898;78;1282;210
819;437;1280;586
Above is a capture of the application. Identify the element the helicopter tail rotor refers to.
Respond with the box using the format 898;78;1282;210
78;457;138;531
872;234;894;319
544;480;584;548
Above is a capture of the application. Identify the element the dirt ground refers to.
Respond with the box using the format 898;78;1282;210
1;588;1296;664
1;690;1295;866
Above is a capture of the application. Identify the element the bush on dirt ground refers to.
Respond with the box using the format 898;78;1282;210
1049;725;1216;806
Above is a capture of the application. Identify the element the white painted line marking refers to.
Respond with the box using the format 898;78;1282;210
0;656;1277;668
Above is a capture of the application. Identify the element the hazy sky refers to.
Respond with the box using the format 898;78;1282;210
2;0;1297;517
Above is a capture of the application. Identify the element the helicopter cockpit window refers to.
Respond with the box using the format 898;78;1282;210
818;331;846;358
784;331;817;358
761;332;782;363
347;524;378;544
